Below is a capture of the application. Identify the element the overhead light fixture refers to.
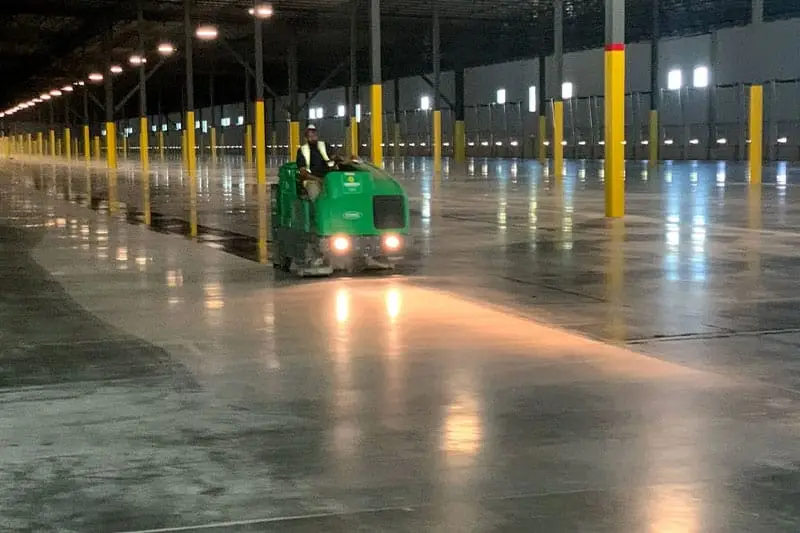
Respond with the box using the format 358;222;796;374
34;98;42;103
50;89;62;96
195;25;218;40
157;42;175;56
88;72;104;82
248;3;274;18
110;65;123;74
40;93;51;100
76;81;85;86
61;85;74;92
129;54;147;66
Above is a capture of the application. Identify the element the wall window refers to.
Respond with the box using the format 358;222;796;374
420;95;430;111
496;88;507;105
561;82;573;100
220;117;231;127
151;125;157;133
528;86;537;113
176;122;182;131
337;105;346;117
237;116;244;126
693;66;709;88
309;108;317;120
201;120;208;133
355;104;361;123
667;69;682;90
315;107;324;119
161;124;168;132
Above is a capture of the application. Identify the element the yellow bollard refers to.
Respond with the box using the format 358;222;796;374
83;126;91;163
349;117;359;158
49;129;56;158
106;123;117;169
186;111;197;175
122;134;128;160
139;117;149;172
37;132;43;156
93;136;101;161
604;42;626;218
553;101;564;178
370;83;383;166
244;124;253;164
26;133;32;155
432;110;442;173
289;121;300;160
748;84;763;185
158;131;165;160
210;127;217;162
65;128;72;161
181;130;188;168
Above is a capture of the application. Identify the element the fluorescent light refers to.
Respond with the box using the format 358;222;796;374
110;65;123;74
668;69;682;91
195;25;218;40
528;86;536;113
693;66;709;88
157;42;175;56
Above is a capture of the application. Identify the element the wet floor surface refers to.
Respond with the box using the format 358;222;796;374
1;155;800;531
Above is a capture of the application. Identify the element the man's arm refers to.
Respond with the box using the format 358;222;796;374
295;148;307;170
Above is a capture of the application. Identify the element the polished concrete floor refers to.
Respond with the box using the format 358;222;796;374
2;154;800;532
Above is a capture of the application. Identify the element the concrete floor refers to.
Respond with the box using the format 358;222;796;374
1;155;800;532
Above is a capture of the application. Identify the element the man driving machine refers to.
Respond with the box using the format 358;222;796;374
295;124;336;201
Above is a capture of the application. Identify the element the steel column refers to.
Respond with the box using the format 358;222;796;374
605;0;625;217
538;56;547;162
288;37;300;158
432;0;441;171
369;0;383;166
454;69;465;163
553;0;564;177
749;85;763;184
138;1;149;172
649;0;659;164
349;0;359;157
184;0;197;178
254;5;268;264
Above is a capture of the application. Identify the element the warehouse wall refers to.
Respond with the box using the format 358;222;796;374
116;17;800;160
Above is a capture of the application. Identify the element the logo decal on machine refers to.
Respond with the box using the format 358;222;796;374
343;211;363;220
343;173;362;193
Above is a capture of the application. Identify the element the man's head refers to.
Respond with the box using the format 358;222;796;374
305;124;318;144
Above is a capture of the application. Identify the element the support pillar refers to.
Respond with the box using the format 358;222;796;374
538;57;547;163
288;38;300;158
454;69;466;163
648;0;659;165
254;11;268;264
369;0;383;166
605;0;626;217
159;130;165;159
104;30;117;169
349;0;359;158
37;132;44;156
93;135;101;161
393;78;401;158
553;0;564;177
184;0;197;177
138;2;149;172
431;0;442;172
244;75;253;163
748;84;763;184
83;86;91;163
254;11;267;186
752;0;763;24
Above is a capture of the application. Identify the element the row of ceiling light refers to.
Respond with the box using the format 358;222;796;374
1;4;275;120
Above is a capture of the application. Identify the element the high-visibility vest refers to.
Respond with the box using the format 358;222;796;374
300;141;334;169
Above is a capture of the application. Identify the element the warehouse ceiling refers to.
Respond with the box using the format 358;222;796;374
0;0;774;117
